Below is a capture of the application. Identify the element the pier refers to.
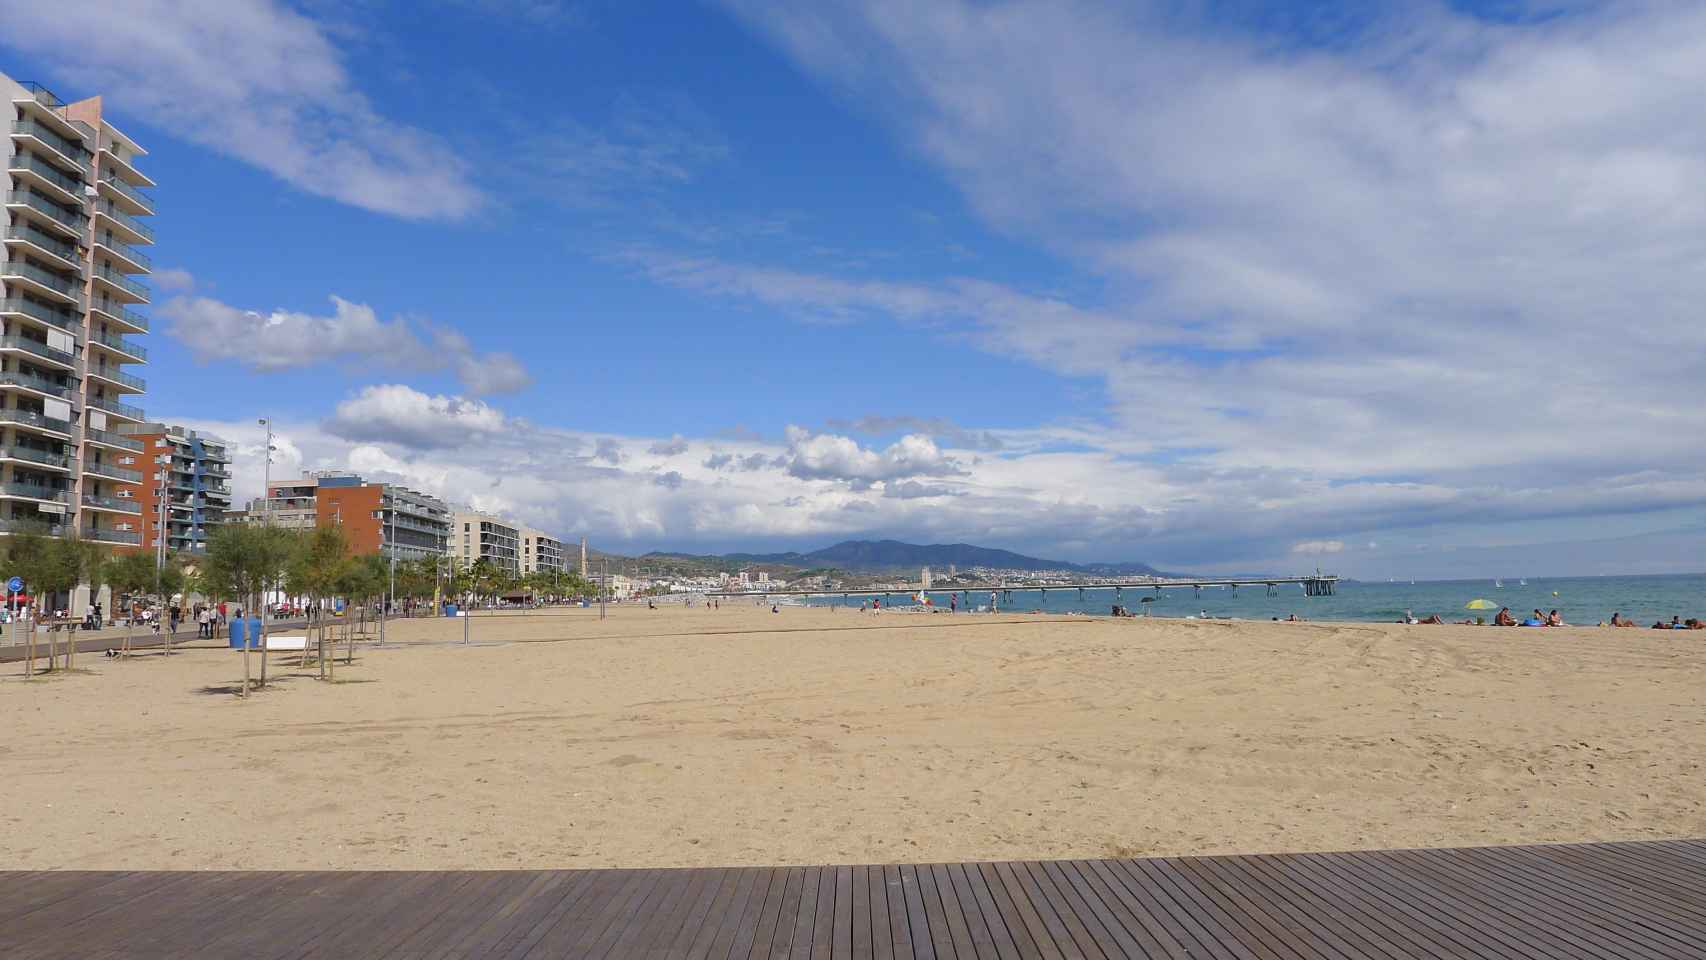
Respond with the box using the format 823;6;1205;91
707;575;1338;602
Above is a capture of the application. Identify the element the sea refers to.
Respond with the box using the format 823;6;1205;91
802;573;1706;625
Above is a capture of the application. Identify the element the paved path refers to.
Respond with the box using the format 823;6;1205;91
4;839;1704;958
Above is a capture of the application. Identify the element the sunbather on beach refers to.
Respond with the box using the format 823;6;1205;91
1494;607;1517;626
1546;609;1565;626
1419;614;1445;624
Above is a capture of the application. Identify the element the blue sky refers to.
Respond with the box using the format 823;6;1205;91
4;0;1704;577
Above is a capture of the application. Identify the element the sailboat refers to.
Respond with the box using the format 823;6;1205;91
1495;578;1503;588
1519;578;1527;586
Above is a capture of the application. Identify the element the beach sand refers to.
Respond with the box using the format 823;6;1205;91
2;606;1702;869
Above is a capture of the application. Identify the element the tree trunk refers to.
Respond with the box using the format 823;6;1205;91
241;591;252;698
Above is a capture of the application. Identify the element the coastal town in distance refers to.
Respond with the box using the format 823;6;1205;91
4;4;1706;958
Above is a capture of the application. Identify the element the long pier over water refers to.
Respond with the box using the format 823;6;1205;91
707;574;1338;601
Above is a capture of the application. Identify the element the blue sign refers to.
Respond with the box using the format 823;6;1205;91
6;576;21;594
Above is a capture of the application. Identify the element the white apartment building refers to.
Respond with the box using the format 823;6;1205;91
519;526;565;574
1;74;153;569
453;510;520;572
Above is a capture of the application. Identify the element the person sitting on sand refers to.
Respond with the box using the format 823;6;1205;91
1494;607;1517;626
1419;614;1445;625
1546;609;1565;627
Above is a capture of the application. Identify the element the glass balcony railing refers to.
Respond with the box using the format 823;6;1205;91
91;264;147;299
88;395;144;420
88;366;145;391
2;257;83;302
82;459;142;482
83;426;143;451
82;493;142;514
0;335;76;368
2;224;82;267
100;173;154;211
0;516;66;536
0;296;80;332
8;150;85;198
0;407;74;436
0;369;78;400
9;121;91;170
84;527;141;545
0;481;70;503
91;199;153;242
0;445;74;469
88;330;146;360
4;190;87;234
88;300;148;331
93;234;150;270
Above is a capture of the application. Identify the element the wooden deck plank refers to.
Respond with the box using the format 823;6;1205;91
4;841;1705;958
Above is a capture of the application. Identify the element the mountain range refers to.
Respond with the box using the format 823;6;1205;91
640;539;1183;577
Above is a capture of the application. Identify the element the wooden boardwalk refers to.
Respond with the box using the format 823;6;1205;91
4;840;1704;958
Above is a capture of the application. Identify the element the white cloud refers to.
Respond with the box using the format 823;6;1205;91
152;267;195;294
1291;540;1346;556
161;294;530;394
326;385;508;450
0;0;482;220
783;427;964;484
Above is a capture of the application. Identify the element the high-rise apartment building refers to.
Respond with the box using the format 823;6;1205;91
453;511;520;571
519;527;565;574
243;471;450;561
119;423;230;555
1;74;151;552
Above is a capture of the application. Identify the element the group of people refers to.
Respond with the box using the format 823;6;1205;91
1488;607;1568;627
1608;613;1704;630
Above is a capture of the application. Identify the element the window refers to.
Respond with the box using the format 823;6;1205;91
120;456;135;465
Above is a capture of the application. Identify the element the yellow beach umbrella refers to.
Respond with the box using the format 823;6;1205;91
1465;598;1498;610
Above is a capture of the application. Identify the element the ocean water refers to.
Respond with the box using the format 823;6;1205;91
803;573;1706;625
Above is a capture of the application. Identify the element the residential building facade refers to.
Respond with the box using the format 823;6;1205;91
519;526;565;574
119;423;231;555
453;510;520;572
246;471;450;561
1;74;152;551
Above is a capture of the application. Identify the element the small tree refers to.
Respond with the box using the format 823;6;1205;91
104;550;155;659
35;534;87;671
3;530;52;677
287;525;348;679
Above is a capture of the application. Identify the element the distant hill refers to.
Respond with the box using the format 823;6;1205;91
640;539;1183;577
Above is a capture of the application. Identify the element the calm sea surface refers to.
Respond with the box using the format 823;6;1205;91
803;573;1706;625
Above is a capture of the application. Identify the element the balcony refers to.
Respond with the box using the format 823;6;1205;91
0;445;74;471
87;365;146;393
0;516;67;537
88;300;148;333
97;173;154;215
98;146;153;188
4;189;86;240
0;368;78;401
93;234;150;272
9;121;91;175
1;257;83;306
201;465;232;479
87;330;147;362
8;150;86;205
82;459;142;482
90;264;148;304
0;408;74;437
0;335;76;371
89;395;144;422
0;295;80;334
82;427;143;452
91;198;152;245
0;481;70;503
2;224;82;272
82;493;142;514
84;526;142;545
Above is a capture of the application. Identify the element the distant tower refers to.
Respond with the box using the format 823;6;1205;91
948;564;957;578
580;537;588;576
921;566;932;589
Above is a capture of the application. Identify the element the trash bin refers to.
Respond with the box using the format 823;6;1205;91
444;603;458;618
229;617;264;649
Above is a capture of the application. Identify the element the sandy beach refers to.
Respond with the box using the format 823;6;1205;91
2;606;1701;870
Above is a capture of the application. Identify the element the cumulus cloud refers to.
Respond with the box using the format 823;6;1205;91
161;294;530;395
326;385;507;450
653;470;685;489
831;415;1005;451
884;481;962;499
1291;540;1346;556
0;0;482;220
702;452;734;470
594;438;624;465
649;435;691;456
783;427;964;484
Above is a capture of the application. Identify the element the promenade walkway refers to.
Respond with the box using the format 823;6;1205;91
4;839;1703;958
